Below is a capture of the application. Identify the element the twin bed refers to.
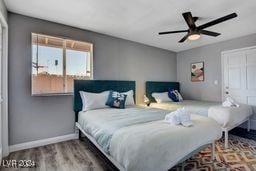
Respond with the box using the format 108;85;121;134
146;81;253;149
74;80;222;171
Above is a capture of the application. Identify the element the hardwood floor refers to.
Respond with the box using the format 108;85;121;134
0;138;116;171
1;128;254;171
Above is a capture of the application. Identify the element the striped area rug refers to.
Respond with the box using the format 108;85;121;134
170;135;256;171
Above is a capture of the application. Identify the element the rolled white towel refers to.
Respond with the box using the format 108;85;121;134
222;97;240;107
165;111;181;125
222;100;233;107
165;108;193;127
178;108;193;127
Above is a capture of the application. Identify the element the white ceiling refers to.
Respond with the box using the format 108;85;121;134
4;0;256;52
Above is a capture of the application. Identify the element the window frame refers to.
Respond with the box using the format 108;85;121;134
31;33;94;96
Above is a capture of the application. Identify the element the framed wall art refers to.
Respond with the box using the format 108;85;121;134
191;62;204;82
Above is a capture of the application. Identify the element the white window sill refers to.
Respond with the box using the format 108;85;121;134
32;93;73;97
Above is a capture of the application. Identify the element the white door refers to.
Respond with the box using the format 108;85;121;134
0;24;2;160
223;47;256;126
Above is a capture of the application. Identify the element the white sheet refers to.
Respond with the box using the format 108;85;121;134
208;104;253;128
110;114;222;171
78;107;222;170
150;100;253;129
150;100;217;116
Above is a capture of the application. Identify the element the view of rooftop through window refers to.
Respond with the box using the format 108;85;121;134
31;33;93;95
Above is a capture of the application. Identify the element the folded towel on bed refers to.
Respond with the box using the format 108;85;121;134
179;109;193;127
165;108;193;127
222;97;240;107
165;112;180;125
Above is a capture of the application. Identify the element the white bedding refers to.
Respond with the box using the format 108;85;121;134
110;114;222;171
78;107;222;171
150;100;219;116
208;104;253;128
150;100;253;129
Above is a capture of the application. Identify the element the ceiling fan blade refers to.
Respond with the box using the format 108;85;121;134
200;30;221;37
159;30;188;35
182;12;196;29
193;17;198;23
179;34;189;43
198;13;237;30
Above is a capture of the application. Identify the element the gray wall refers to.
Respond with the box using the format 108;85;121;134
8;13;177;145
177;34;256;102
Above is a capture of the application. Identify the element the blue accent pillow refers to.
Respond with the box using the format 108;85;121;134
106;91;127;109
168;89;183;102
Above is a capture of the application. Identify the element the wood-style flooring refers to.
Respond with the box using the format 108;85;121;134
1;127;254;171
0;138;116;171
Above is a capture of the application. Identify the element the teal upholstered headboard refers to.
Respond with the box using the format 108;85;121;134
73;80;136;120
146;81;180;103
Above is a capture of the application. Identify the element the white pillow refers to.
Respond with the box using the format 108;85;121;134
122;90;135;106
80;91;110;111
152;92;173;103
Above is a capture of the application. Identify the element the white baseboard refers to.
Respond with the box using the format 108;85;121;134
240;118;256;130
9;133;78;152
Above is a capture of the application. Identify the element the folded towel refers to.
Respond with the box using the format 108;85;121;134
222;97;240;107
165;112;180;125
179;108;193;127
165;108;193;127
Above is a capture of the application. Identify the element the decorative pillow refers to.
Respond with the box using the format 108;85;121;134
152;92;173;103
80;91;110;111
122;90;135;106
168;89;183;102
106;91;127;109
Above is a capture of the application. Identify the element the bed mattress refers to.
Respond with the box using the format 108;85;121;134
78;106;222;171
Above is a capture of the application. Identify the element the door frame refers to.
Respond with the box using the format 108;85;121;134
221;45;256;101
0;10;9;157
221;46;256;130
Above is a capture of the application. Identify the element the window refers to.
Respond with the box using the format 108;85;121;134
31;33;93;95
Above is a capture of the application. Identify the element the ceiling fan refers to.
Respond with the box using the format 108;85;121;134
159;12;237;43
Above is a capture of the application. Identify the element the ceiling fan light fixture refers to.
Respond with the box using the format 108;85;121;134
188;33;201;41
158;12;237;43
